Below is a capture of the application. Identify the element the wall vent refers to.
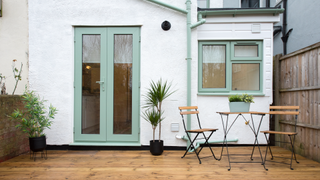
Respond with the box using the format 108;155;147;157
252;24;261;33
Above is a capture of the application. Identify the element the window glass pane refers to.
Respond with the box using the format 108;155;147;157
82;35;101;134
202;45;226;88
260;0;266;7
234;45;258;57
197;0;207;8
232;64;259;90
82;35;101;63
113;35;133;135
241;0;259;8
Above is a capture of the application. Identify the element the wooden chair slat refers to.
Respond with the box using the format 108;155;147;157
269;111;299;115
180;111;199;115
269;106;299;110
261;130;297;135
178;106;198;110
187;128;218;133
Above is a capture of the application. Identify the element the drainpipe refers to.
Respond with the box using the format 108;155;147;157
191;13;206;29
145;0;206;149
280;0;292;56
191;19;206;29
146;0;188;14
266;0;270;8
282;0;287;55
280;0;294;55
186;0;192;136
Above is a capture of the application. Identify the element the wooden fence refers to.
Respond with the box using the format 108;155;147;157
273;42;320;162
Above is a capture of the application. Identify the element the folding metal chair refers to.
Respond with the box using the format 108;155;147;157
261;106;300;170
179;106;219;164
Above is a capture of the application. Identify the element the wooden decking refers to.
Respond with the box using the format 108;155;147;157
1;146;320;179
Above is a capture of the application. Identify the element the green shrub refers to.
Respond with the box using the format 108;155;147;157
228;95;242;102
241;93;254;103
10;88;58;137
228;93;254;103
142;79;175;142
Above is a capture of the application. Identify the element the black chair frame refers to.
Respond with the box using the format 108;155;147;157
261;106;300;170
179;106;219;164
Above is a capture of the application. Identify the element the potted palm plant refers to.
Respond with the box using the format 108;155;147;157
10;88;57;154
228;93;254;112
142;79;175;155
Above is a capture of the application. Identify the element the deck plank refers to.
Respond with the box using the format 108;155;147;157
1;147;320;179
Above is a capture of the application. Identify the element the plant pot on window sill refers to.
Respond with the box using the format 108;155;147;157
229;102;251;112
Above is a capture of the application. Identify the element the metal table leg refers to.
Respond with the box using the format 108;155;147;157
248;113;268;170
219;113;241;171
219;112;268;171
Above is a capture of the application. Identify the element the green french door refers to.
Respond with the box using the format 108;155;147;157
74;27;140;144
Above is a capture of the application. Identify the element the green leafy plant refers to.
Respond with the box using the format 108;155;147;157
228;94;242;102
228;93;254;103
142;109;163;142
241;93;254;103
10;88;58;137
142;79;175;142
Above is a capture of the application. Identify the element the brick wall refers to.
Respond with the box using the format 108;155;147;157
0;95;29;163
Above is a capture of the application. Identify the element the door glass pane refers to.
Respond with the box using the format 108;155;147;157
234;45;258;57
202;45;226;88
82;35;101;134
113;35;133;134
232;63;260;90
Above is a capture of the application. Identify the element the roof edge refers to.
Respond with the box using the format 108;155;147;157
198;8;284;16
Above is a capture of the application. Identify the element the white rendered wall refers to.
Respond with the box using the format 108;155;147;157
196;15;280;144
28;0;198;146
0;0;28;95
28;0;280;146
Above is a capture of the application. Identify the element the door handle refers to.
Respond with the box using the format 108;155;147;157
96;78;105;91
96;80;104;84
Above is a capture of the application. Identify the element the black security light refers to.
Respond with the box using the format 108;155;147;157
161;21;171;31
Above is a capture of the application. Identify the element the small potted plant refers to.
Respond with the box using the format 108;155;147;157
10;88;57;155
228;93;254;112
142;79;175;155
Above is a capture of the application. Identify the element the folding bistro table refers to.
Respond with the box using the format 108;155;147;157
217;112;268;171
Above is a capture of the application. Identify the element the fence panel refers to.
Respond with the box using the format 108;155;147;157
274;42;320;162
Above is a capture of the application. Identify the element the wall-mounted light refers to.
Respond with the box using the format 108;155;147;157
161;20;171;31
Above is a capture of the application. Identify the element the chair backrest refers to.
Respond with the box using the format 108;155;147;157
178;106;202;131
269;106;299;132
